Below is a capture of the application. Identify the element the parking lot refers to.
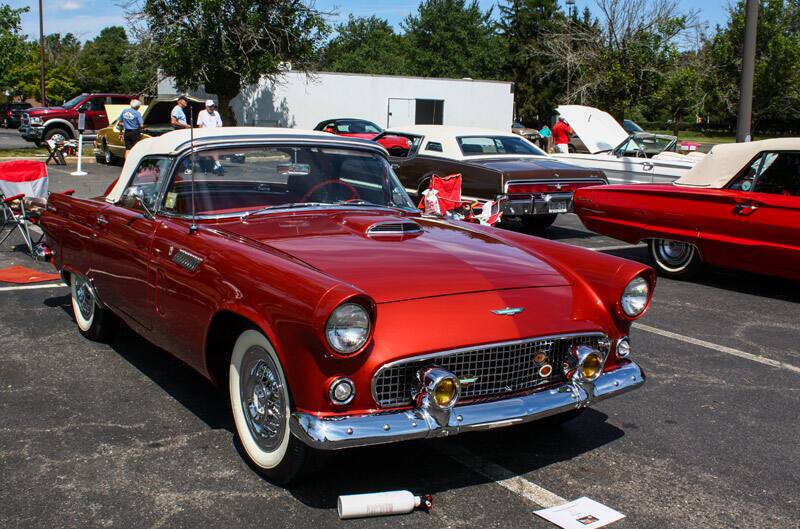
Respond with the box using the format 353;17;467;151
1;161;798;528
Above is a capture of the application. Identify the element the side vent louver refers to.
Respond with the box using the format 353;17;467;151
366;222;423;237
172;249;204;272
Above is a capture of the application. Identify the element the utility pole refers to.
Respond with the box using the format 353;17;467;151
38;0;46;105
566;0;575;103
736;0;759;142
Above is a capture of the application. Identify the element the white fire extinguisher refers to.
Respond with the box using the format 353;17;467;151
337;490;433;520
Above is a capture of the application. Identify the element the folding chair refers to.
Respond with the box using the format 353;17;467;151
0;160;49;254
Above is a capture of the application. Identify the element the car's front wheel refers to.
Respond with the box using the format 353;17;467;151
229;329;325;484
70;273;115;341
648;238;703;279
521;213;557;231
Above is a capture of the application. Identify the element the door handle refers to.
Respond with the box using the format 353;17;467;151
642;162;654;171
96;215;109;226
734;203;759;215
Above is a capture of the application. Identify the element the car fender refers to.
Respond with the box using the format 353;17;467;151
639;218;702;251
43;118;76;136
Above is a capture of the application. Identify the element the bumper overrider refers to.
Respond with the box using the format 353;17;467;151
290;361;644;450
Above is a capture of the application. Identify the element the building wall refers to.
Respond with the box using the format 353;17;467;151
159;71;514;132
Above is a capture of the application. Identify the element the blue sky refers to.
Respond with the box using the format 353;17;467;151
8;0;733;42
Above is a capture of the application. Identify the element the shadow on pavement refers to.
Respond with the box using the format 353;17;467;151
499;220;597;241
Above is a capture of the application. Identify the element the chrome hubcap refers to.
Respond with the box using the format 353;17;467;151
656;240;692;266
240;347;285;451
74;276;94;320
50;133;66;143
105;149;112;163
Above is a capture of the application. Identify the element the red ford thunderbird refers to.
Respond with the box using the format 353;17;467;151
314;117;411;155
574;139;800;280
40;128;652;484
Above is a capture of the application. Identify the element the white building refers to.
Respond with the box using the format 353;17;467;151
158;71;514;132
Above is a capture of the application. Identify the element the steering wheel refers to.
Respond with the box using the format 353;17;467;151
301;179;358;202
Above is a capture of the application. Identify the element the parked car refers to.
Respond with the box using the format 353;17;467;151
511;121;539;140
574;138;800;280
1;102;32;129
314;117;410;155
39;127;652;484
372;125;608;230
19;93;136;146
93;96;205;165
552;105;703;184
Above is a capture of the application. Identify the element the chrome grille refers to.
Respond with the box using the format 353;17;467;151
21;113;29;126
372;334;608;408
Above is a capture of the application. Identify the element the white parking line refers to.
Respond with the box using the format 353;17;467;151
633;322;800;375
435;443;566;508
0;282;67;292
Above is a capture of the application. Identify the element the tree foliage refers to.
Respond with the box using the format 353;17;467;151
0;3;30;101
132;0;330;124
320;16;408;75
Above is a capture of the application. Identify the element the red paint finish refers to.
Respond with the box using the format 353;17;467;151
41;192;655;417
574;184;800;280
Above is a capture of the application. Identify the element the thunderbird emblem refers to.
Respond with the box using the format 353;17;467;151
491;307;525;316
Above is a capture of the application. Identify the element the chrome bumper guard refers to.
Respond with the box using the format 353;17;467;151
499;192;574;216
290;361;644;450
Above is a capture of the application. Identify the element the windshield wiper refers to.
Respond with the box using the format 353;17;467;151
240;202;329;220
335;200;413;212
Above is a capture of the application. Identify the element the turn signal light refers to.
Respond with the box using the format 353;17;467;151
434;378;457;407
580;352;603;381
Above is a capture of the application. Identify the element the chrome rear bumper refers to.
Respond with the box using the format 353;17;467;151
290;361;644;450
500;192;574;216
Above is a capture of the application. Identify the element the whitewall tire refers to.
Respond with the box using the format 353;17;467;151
70;273;115;341
648;239;703;279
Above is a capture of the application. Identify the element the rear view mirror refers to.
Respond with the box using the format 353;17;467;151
120;186;153;217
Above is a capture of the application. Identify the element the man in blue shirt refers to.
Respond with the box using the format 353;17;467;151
116;99;144;151
171;96;191;129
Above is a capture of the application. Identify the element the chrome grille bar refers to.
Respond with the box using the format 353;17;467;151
372;333;608;408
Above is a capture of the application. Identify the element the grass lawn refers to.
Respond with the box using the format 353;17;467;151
653;130;737;145
0;148;48;158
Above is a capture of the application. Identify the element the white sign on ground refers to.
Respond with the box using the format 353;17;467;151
534;497;625;528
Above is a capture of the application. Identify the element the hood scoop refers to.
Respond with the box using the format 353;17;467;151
366;221;423;239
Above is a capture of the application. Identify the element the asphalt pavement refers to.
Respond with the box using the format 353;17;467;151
1;161;798;528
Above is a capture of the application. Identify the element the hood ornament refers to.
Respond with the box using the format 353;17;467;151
491;307;524;316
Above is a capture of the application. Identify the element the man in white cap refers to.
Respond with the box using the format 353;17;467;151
197;99;224;173
116;99;144;156
197;99;223;129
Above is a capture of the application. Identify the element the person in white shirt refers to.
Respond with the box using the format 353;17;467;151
197;99;224;173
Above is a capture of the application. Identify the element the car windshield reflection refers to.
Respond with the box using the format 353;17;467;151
161;145;417;218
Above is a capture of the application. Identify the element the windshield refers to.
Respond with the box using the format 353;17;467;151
62;94;85;108
457;135;546;156
614;134;676;156
161;145;416;217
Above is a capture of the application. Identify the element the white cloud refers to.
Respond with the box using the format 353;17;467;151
61;1;83;10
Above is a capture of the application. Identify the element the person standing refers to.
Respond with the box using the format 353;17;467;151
197;100;223;128
116;99;144;156
538;123;552;152
552;116;573;154
171;95;191;129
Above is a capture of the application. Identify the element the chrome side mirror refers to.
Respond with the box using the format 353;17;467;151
120;186;153;217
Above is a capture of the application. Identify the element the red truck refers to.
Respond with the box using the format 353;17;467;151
19;93;135;146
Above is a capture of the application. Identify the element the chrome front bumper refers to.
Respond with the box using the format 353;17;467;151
290;361;644;450
500;192;574;216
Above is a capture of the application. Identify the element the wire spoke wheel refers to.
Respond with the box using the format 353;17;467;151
73;275;95;322
240;347;286;452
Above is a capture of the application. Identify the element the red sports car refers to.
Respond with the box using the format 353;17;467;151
39;127;652;484
314;117;411;155
574;139;800;280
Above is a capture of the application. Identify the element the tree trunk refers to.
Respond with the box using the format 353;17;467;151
217;92;237;126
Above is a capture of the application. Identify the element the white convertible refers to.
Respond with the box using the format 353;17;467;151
551;105;704;184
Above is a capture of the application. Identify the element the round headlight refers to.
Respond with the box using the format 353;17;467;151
580;352;603;381
329;377;355;405
621;276;650;317
617;337;631;358
325;303;371;354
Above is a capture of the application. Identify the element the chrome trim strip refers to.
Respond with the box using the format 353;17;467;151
503;177;607;194
370;331;608;407
291;361;644;450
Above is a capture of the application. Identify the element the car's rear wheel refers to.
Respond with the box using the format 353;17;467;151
102;140;115;165
229;329;325;484
521;213;557;231
648;238;703;279
70;273;115;341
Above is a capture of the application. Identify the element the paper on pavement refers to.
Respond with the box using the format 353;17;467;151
534;497;625;528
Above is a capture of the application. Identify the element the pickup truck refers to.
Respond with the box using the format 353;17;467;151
19;93;135;146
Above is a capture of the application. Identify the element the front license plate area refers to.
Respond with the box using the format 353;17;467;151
548;200;568;213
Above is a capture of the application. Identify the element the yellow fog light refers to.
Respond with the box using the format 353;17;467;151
434;378;457;407
580;352;603;381
418;367;461;410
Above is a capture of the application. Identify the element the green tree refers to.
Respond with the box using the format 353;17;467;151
132;0;330;124
497;0;565;124
0;3;30;101
5;48;79;104
77;27;132;93
705;0;800;132
320;16;408;75
402;0;503;79
44;33;81;70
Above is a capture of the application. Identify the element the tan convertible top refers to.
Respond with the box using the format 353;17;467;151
675;138;800;188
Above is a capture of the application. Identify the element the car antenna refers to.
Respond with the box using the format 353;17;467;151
189;103;198;234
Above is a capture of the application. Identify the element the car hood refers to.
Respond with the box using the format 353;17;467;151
215;211;571;303
469;157;605;180
556;105;629;154
26;106;68;115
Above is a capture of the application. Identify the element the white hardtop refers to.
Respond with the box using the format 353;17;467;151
675;137;800;188
382;124;546;161
556;105;629;154
106;127;382;203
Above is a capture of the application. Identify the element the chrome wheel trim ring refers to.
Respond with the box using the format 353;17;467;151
73;276;95;321
655;239;693;269
239;346;286;452
104;146;112;164
49;132;67;143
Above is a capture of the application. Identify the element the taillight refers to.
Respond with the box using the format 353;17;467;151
506;181;599;195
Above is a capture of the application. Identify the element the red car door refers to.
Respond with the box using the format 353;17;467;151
90;156;172;330
79;96;110;132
